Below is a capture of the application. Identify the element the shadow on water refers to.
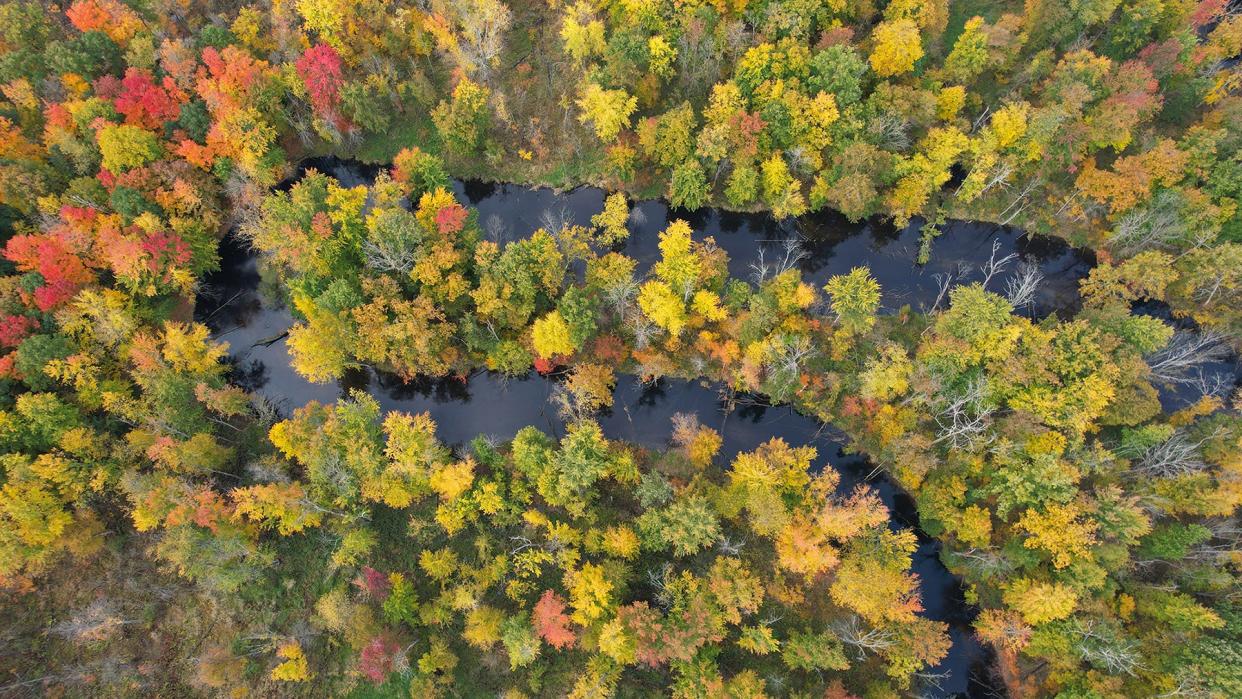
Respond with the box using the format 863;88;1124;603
1130;300;1242;412
293;156;1094;319
195;159;1132;697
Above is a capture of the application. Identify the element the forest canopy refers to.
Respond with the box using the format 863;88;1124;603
0;0;1239;697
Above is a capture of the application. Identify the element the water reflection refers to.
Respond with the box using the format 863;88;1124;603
1131;300;1242;411
297;156;1095;319
199;249;1009;696
196;160;1108;696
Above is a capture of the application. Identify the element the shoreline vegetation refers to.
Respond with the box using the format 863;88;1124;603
229;153;1238;698
0;0;1238;697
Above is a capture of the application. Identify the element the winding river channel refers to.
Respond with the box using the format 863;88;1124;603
194;158;1228;697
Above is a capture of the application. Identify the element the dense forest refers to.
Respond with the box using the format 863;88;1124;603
0;0;1239;697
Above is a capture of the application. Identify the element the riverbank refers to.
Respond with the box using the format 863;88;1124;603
198;230;1000;696
199;160;1110;696
209;157;1240;698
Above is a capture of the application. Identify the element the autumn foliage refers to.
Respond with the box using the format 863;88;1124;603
295;44;344;116
0;0;1238;697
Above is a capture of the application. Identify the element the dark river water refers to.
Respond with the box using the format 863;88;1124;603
193;158;1161;697
309;158;1095;319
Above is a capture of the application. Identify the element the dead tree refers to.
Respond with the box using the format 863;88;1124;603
361;235;419;275
834;616;896;660
1130;429;1216;480
1004;262;1044;311
764;334;817;378
929;260;973;313
1146;331;1229;384
1072;621;1145;677
750;236;807;284
980;239;1019;289
933;378;995;449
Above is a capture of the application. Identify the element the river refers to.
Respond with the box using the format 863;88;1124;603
196;158;1113;697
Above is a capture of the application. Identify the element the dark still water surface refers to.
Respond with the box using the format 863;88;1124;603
305;157;1095;319
197;159;1116;697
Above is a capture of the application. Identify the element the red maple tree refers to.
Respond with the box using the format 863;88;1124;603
114;68;186;129
434;204;468;235
532;590;576;649
296;44;344;115
358;635;401;683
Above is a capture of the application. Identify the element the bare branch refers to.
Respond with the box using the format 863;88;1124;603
1004;262;1044;311
833;616;896;660
980;239;1019;289
932;378;994;449
1110;190;1186;255
1132;431;1209;479
1146;332;1229;384
1072;620;1145;677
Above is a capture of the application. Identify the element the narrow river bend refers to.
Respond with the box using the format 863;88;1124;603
197;158;1111;697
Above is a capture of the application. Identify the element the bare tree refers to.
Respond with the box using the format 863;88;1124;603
628;308;658;351
932;378;994;449
930;261;971;312
342;122;363;150
453;0;513;82
361;236;419;275
970;105;993;133
603;278;639;323
286;105;317;148
647;563;676;610
675;22;724;102
1190;263;1238;309
997;177;1042;226
1072;621;1145;677
764;673;789;694
249;393;282;427
912;670;955;697
245;455;292;484
785;146;813;174
764;334;817;377
52;601;139;644
669;412;701;444
930;273;954;313
947;546;1015;576
226;172;267;227
834;616;896;660
628;205;648;227
1129;429;1217;479
1158;674;1217;699
979;239;1019;289
540;205;573;236
1146;331;1229;384
957;160;1015;199
484;213;509;245
868;112;911;151
1110;190;1185;254
1190;370;1235;400
551;384;589;424
1181;519;1242;568
1004;262;1044;311
749;237;807;284
687;354;707;376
